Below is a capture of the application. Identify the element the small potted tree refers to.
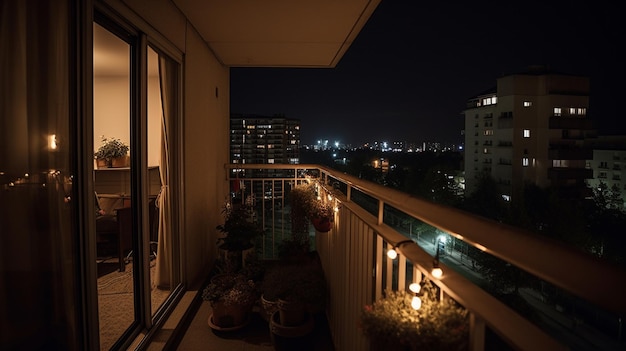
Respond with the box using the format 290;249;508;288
94;136;129;168
216;196;265;273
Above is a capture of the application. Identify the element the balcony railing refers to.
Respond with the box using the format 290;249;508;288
225;164;626;351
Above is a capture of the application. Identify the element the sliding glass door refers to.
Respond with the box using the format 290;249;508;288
93;14;181;350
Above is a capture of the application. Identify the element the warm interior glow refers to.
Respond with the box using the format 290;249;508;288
387;248;398;260
48;134;57;150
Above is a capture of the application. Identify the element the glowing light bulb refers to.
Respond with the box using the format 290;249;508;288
409;283;421;294
431;267;443;279
387;249;398;260
411;296;422;310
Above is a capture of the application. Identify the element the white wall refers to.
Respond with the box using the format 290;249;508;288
118;0;231;287
93;74;162;168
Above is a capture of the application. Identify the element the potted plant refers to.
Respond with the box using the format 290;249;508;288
288;182;315;235
94;136;129;168
360;280;469;351
202;272;258;330
260;263;291;321
309;198;334;233
216;196;265;273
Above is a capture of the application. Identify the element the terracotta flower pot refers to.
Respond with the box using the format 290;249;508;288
269;311;314;351
111;155;129;168
311;217;332;233
277;298;306;326
209;300;252;329
96;158;109;168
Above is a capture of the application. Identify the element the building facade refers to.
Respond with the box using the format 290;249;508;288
464;69;595;201
230;115;301;165
586;136;626;210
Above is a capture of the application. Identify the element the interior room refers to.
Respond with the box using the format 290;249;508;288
93;22;169;350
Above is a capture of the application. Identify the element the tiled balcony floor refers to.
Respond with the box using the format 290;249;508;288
176;300;335;351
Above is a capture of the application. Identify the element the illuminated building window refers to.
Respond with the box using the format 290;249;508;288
578;107;586;115
522;158;529;166
523;129;530;138
267;159;274;164
553;160;569;167
569;107;576;115
554;107;561;116
484;129;493;136
482;96;497;106
523;101;532;107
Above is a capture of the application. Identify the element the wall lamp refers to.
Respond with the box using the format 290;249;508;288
431;236;445;279
386;239;414;260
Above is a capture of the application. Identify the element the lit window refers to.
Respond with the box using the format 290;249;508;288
267;159;274;164
554;107;561;116
523;129;530;138
569;108;576;115
522;158;529;166
523;101;532;107
481;96;497;106
484;129;493;136
577;108;586;115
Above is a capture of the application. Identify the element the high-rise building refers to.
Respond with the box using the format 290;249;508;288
230;115;301;165
586;136;626;210
463;68;595;201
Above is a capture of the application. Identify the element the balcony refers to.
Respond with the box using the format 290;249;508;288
548;147;593;160
549;117;594;130
548;167;593;180
176;164;626;351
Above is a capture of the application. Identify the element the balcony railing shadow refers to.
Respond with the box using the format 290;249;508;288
224;164;626;351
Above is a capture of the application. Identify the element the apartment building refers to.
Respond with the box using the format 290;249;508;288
230;115;301;165
464;68;595;201
586;136;626;210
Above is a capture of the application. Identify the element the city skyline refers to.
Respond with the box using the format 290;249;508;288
231;1;625;145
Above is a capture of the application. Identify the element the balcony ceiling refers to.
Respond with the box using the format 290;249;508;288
172;0;380;67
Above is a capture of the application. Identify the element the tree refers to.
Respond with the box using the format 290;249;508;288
461;173;506;221
592;181;624;211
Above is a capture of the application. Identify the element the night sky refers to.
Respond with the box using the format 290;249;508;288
230;1;625;146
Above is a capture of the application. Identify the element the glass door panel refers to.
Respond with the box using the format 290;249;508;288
147;46;167;314
93;22;134;350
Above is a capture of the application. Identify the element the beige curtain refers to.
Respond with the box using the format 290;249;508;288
155;55;175;288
